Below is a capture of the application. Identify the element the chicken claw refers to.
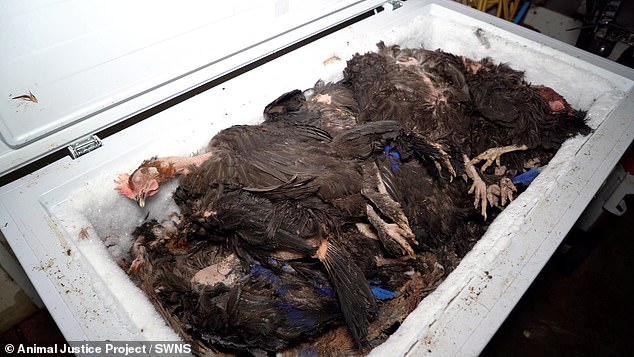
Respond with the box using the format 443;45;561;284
485;178;517;209
407;134;457;181
437;146;457;181
472;144;529;172
499;177;517;206
127;244;147;274
432;156;457;182
362;163;416;257
487;184;501;208
468;175;488;219
366;204;415;258
464;155;488;219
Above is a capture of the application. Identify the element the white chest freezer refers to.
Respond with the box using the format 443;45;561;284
1;0;633;355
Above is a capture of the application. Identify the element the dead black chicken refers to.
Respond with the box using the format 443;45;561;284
266;84;485;268
127;210;447;356
344;41;592;218
116;41;592;355
117;107;456;349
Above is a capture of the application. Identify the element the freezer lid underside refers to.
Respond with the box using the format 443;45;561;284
0;0;385;177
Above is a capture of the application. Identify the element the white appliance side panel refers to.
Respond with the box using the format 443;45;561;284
1;0;633;352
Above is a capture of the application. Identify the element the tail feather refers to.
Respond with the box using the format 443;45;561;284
332;120;403;159
263;89;305;119
317;241;376;347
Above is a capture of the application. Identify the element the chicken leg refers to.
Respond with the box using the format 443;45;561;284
404;133;457;181
362;163;416;257
486;177;517;208
464;155;518;220
470;144;529;173
464;154;489;219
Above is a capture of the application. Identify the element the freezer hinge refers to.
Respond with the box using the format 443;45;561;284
386;0;403;10
68;135;102;159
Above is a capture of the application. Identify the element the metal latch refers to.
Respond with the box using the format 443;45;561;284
68;135;102;159
386;0;403;10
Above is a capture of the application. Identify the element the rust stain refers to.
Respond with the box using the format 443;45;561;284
12;91;38;103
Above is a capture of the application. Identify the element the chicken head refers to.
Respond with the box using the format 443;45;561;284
115;166;161;208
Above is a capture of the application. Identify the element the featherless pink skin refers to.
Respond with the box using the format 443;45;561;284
114;167;161;208
115;152;215;208
534;86;572;114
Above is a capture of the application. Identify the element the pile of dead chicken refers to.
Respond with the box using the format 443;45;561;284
114;42;591;356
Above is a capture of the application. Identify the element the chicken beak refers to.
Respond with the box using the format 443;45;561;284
136;192;147;208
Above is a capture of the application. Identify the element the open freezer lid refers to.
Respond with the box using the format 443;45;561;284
0;0;385;177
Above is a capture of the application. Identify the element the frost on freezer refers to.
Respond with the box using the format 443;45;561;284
53;174;182;341
52;12;625;357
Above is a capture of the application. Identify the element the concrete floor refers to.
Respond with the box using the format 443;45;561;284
523;5;582;45
0;233;41;335
0;267;37;335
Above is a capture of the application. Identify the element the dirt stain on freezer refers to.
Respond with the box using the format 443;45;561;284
44;218;74;260
34;258;54;271
474;28;491;49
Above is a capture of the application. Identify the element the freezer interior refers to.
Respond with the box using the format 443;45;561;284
1;0;633;355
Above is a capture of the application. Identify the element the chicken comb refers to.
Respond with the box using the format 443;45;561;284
114;173;136;199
